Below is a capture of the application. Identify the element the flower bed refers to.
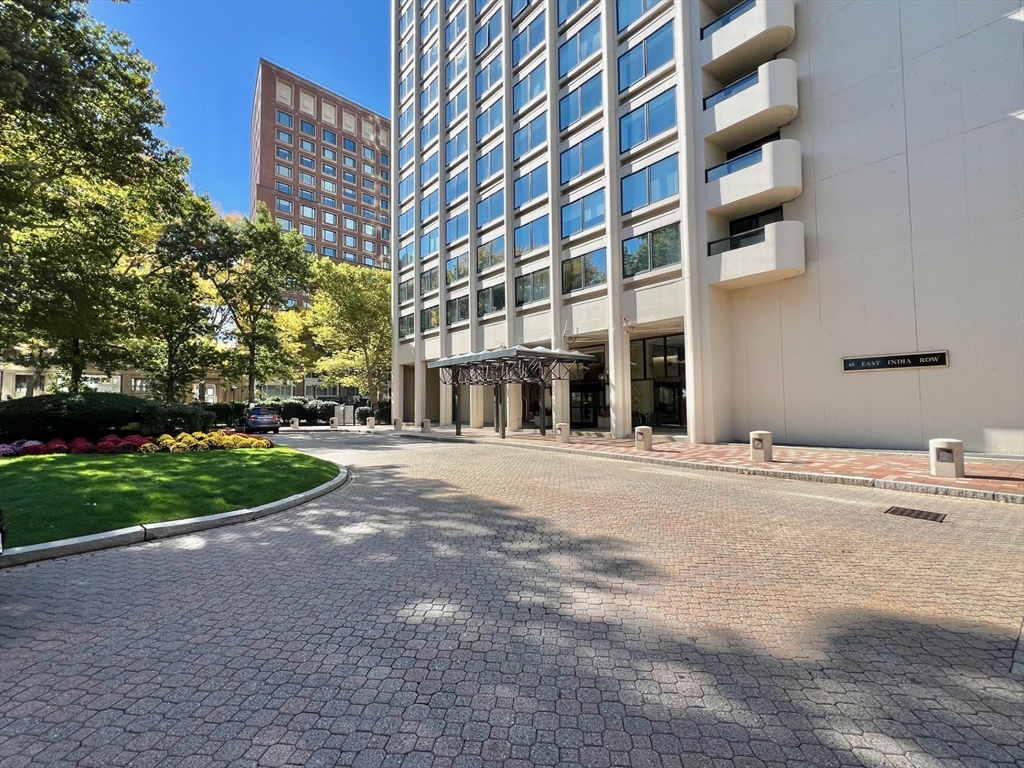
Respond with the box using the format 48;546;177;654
0;431;273;458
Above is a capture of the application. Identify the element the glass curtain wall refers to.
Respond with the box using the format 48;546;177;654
630;334;686;429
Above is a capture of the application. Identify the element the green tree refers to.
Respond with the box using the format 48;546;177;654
306;259;392;407
197;203;312;404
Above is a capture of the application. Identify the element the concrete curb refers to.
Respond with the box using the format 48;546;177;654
395;433;1024;505
0;466;350;569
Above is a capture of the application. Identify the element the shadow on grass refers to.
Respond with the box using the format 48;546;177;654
0;463;1020;767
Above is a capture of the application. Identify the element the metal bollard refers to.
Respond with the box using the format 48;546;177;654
750;430;772;462
555;422;570;444
635;426;653;451
929;438;964;478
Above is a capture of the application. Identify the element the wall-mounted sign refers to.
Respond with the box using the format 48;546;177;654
843;351;949;372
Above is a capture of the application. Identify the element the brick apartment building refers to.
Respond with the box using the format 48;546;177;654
251;59;393;276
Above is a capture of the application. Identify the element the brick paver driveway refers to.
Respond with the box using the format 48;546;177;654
2;433;1022;768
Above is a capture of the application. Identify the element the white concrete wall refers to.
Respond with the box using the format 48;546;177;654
722;0;1024;453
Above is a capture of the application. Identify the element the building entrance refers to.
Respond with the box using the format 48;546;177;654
631;334;686;430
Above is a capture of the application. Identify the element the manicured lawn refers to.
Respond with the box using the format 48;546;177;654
0;448;339;548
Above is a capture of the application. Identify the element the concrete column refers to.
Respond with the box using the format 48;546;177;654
413;360;427;427
506;383;523;431
607;325;632;439
469;385;486;428
440;382;453;427
551;379;571;432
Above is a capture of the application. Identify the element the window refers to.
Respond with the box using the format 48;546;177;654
363;163;376;175
344;138;357;152
421;41;439;77
300;171;314;185
476;55;502;99
557;0;584;24
513;63;545;113
445;87;468;125
421;151;439;182
446;252;469;284
342;202;356;213
514;214;550;256
421;227;439;256
362;147;375;161
277;218;293;231
399;37;414;68
344;234;358;247
514;164;548;208
399;175;415;200
299;119;315;136
417;115;438;146
399;240;415;267
476;144;503;183
562;248;607;293
477;234;505;271
399;314;414;337
513;11;545;67
276;129;292;144
323;246;337;258
560;131;604;184
324;211;338;225
275;181;293;194
621;154;678;213
708;207;783;256
323;179;338;193
446;210;469;243
399;206;415;235
619;23;673;91
363;222;377;236
304;243;315;254
477;284;505;317
513;113;546;160
420;266;439;294
559;73;602;130
421;305;440;331
474;11;501;55
364;239;377;253
323;128;338;145
362;179;375;191
620;88;676;152
477;189;504;226
276;147;293;161
300;155;315;169
446;129;468;164
420;3;439;37
344;216;358;230
362;192;376;206
344;171;357;184
623;222;681;277
342;155;357;168
446;47;468;86
420;77;439;110
301;223;315;237
399;104;414;134
399;2;414;34
400;138;415;166
399;71;414;101
300;139;315;154
476;98;503;137
323;147;337;161
381;153;389;167
276;110;293;127
515;268;550;306
344;251;357;262
558;17;600;77
445;8;466;46
324;229;338;243
276;198;293;213
276;163;293;179
446;169;469;203
446;295;470;325
322;195;336;207
511;0;533;18
616;0;659;31
366;257;377;267
322;163;337;177
300;204;315;218
399;278;415;303
421;190;439;219
298;188;314;201
561;188;605;238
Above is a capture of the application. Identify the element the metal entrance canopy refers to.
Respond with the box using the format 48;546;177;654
428;346;594;438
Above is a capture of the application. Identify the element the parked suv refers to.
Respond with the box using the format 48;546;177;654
243;407;281;434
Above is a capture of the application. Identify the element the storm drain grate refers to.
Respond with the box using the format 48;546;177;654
884;506;946;523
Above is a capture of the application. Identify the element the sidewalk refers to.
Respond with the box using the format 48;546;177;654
392;425;1024;503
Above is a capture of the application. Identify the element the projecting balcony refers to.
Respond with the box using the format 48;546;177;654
705;138;802;219
703;59;798;150
707;220;805;290
700;0;796;83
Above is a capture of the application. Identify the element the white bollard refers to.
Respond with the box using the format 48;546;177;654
750;430;772;462
366;417;375;429
421;420;431;432
393;419;403;431
929;438;965;478
329;417;338;430
635;426;653;451
555;422;570;444
289;417;299;429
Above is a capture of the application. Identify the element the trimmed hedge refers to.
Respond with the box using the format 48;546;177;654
0;393;215;442
203;397;338;426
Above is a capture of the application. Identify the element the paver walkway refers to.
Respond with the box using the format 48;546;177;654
1;433;1022;768
394;426;1024;500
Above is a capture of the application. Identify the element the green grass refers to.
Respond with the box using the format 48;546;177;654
0;448;339;548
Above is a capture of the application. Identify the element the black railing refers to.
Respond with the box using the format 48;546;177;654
703;70;759;110
700;0;756;39
707;226;767;256
705;146;762;182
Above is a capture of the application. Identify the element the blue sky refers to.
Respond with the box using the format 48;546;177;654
91;0;392;215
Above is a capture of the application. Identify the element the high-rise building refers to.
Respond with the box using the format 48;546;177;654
390;0;1024;454
251;59;392;274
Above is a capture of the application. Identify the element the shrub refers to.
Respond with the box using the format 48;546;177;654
43;439;68;454
69;439;96;454
138;442;159;454
374;401;391;424
19;441;45;456
0;444;16;457
355;406;374;425
203;402;246;427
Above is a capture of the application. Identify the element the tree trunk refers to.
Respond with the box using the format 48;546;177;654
165;346;177;402
247;344;257;404
69;338;84;395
